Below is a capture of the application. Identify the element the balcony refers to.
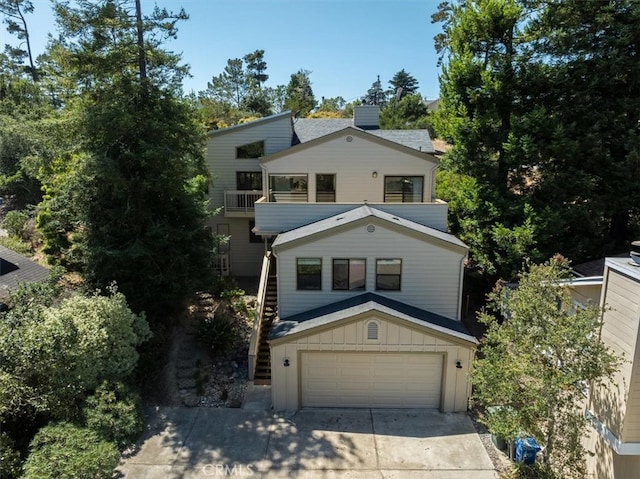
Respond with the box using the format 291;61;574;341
253;197;449;235
223;190;262;217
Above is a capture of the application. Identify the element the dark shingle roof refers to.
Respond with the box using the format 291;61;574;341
0;245;50;299
269;292;477;344
293;118;434;153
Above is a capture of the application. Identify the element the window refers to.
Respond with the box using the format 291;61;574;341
332;259;365;290
236;172;262;190
248;220;262;243
297;258;322;290
236;140;264;159
376;259;401;291
384;176;423;203
316;174;336;202
367;321;379;340
269;175;308;202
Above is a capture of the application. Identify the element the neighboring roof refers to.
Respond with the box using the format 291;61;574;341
262;126;439;165
0;245;49;299
269;292;478;345
293;118;435;153
606;256;640;282
271;204;467;252
572;252;629;277
206;111;292;138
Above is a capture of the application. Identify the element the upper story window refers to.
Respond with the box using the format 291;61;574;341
316;174;336;202
332;259;366;291
376;259;402;291
236;140;264;159
384;176;423;203
236;172;262;190
297;258;322;290
270;175;308;202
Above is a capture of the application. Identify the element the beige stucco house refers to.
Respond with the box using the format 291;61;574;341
585;257;640;478
206;106;477;411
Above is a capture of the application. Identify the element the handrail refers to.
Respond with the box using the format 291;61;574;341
248;252;271;380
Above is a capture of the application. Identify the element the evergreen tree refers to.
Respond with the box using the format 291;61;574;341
361;74;387;106
284;69;316;117
40;0;214;320
388;69;418;100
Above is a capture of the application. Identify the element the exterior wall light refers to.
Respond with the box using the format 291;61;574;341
456;360;463;369
283;358;290;367
372;171;378;178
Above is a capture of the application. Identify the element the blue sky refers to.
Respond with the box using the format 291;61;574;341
5;0;444;102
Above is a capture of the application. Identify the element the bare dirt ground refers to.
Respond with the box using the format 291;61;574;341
149;291;256;409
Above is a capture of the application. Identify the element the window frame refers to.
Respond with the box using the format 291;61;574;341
235;140;265;159
383;176;424;203
296;258;322;291
375;258;402;291
332;258;366;291
236;171;263;191
316;173;336;203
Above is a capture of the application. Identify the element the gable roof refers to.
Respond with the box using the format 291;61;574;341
263;126;439;165
269;292;478;345
271;204;467;253
294;118;434;153
0;246;50;299
206;111;292;138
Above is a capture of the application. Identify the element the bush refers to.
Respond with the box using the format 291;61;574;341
2;210;29;239
83;381;144;449
22;422;119;479
198;303;238;355
0;235;31;255
0;433;22;479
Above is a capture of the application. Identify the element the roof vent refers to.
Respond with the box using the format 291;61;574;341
346;135;353;142
366;224;375;233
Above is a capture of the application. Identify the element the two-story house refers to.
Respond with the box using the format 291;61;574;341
205;106;478;411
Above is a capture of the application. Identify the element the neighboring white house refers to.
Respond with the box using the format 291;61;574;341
205;105;477;412
584;257;640;478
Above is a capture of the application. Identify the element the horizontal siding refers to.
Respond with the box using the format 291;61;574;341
208;216;264;277
255;201;448;233
206;116;292;208
275;221;463;319
594;269;640;442
264;133;438;203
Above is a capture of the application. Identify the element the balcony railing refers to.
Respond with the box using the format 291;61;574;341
224;190;262;216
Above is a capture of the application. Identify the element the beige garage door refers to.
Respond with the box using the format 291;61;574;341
301;352;443;408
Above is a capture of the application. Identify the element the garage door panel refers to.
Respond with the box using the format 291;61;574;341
301;352;442;408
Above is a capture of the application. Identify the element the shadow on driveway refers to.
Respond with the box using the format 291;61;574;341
116;407;497;478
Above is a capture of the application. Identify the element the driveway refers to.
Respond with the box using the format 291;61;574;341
117;406;497;478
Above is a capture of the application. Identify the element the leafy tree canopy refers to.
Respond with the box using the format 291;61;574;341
472;256;619;478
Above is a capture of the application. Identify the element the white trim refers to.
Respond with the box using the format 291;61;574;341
586;409;640;455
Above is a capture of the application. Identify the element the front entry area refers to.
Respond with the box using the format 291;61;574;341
300;351;443;408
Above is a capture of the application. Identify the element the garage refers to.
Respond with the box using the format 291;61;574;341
269;293;478;411
301;351;443;408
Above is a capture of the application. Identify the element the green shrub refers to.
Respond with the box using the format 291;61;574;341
0;235;31;255
83;381;144;449
23;422;119;479
198;303;238;355
2;210;29;239
0;433;22;479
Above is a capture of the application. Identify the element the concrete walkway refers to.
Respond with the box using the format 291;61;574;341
117;394;497;478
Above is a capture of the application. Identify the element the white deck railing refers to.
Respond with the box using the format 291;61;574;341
248;253;271;380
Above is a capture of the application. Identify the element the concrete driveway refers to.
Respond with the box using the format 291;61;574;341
117;406;497;479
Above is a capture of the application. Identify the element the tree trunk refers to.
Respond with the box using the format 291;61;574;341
134;0;148;98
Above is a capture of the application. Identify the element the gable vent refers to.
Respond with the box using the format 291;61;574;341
366;224;375;233
367;321;379;340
